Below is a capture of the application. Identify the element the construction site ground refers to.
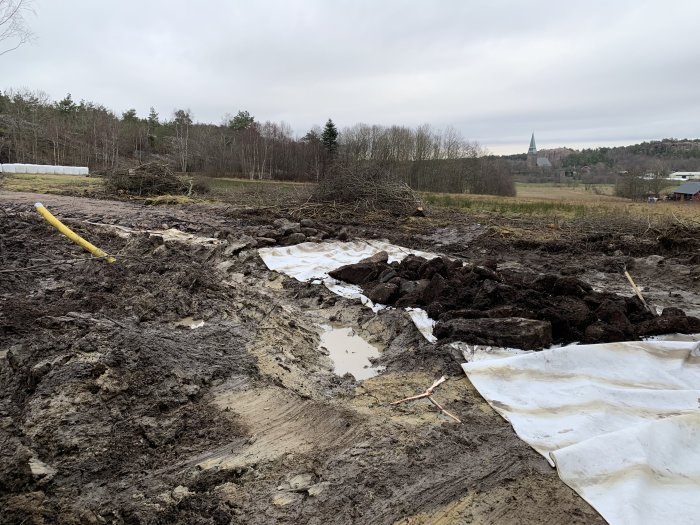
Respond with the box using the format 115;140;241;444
1;191;698;524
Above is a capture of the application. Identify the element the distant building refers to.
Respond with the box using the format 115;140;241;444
671;181;700;201
668;171;700;181
526;133;552;170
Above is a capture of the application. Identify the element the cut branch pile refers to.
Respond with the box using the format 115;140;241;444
105;162;188;197
313;163;422;215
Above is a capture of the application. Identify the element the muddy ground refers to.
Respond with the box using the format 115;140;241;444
1;191;698;524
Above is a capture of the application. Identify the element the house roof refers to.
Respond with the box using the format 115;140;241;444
536;157;552;168
672;181;700;194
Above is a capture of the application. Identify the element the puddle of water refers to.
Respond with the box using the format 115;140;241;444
176;317;205;329
319;325;384;380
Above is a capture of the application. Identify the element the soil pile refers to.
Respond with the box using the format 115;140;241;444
329;252;700;349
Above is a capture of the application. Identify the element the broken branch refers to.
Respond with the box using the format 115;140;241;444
390;376;461;424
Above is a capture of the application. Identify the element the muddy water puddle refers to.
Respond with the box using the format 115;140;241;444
319;324;384;380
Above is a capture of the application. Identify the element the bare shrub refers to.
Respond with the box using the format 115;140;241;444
313;162;422;214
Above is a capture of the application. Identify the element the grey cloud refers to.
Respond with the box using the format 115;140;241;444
2;0;699;153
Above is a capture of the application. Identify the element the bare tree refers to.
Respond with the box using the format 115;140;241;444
0;0;33;56
173;109;192;172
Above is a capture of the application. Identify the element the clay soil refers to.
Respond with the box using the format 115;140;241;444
1;191;699;525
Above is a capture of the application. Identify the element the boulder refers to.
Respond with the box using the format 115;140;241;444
358;251;389;265
434;317;553;350
584;321;626;343
283;233;306;245
329;263;384;285
366;283;398;304
635;313;691;337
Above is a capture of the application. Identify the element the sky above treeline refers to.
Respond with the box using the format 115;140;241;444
3;0;700;154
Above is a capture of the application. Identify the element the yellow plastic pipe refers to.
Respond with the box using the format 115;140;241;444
34;202;116;263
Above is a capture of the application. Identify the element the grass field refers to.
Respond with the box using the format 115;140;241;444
2;173;698;222
1;172;103;194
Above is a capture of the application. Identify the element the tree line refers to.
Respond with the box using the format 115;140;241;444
0;89;515;195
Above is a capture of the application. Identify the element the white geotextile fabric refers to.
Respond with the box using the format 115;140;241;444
462;339;700;525
0;163;89;175
258;240;438;338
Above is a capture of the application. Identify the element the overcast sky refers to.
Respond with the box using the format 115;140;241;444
3;0;700;154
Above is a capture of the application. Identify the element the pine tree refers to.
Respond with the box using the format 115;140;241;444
148;107;159;127
321;118;338;155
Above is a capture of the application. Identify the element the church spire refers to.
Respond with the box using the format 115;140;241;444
528;132;537;155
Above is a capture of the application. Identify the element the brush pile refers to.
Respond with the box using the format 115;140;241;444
313;163;421;215
105;162;186;196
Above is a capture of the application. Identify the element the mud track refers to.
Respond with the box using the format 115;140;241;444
1;191;698;524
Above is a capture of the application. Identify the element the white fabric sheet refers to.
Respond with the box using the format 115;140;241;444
462;339;700;525
0;164;89;175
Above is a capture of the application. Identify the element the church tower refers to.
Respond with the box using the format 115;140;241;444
527;132;537;169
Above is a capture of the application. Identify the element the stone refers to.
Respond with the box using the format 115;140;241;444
473;265;501;282
300;227;318;237
273;218;301;235
358;251;389;264
397;279;418;296
28;457;57;482
272;493;302;506
307;482;330;497
171;485;193;503
300;218;315;228
584;321;626;343
256;237;277;247
551;276;593;296
288;473;314;492
366;283;398;304
418;257;449;279
635;314;690;337
433;317;553;350
283;233;306;245
329;263;383;285
223;235;256;256
378;269;397;283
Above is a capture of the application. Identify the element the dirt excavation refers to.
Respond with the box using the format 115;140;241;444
1;191;699;524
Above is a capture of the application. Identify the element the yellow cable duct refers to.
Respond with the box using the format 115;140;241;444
34;202;116;263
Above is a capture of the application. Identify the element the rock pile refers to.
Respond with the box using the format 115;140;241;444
328;253;700;350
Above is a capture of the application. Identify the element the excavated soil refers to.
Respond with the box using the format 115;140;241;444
1;191;699;525
328;254;700;349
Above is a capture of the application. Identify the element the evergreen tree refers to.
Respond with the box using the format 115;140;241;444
148;107;159;127
321;118;338;155
122;108;138;122
56;93;76;115
229;110;254;131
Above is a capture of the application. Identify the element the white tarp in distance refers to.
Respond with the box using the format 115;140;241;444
462;339;700;525
0;163;89;175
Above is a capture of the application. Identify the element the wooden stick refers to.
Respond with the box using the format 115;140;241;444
624;270;656;316
390;376;447;405
427;396;462;423
390;376;461;424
